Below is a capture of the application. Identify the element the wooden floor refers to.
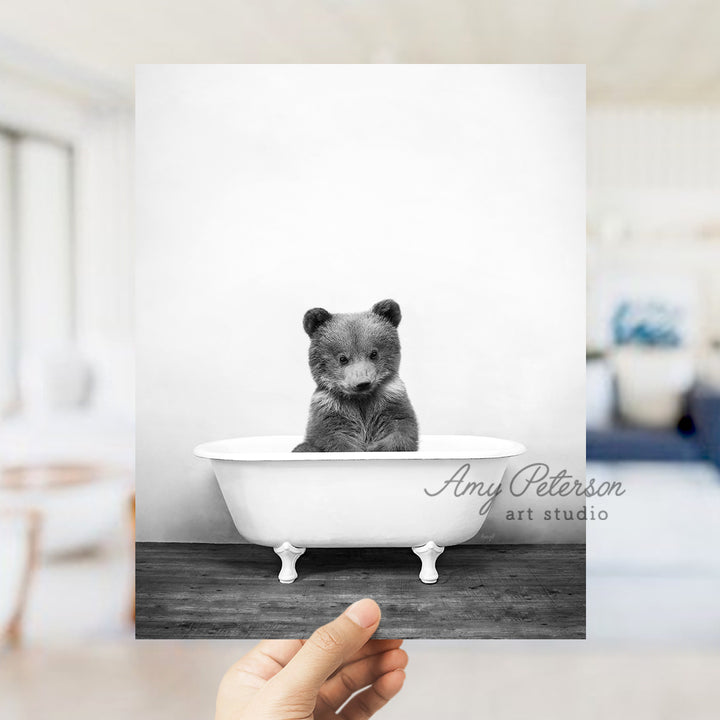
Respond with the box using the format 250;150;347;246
136;543;585;639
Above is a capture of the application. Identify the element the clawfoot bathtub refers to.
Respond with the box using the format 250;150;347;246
194;435;525;584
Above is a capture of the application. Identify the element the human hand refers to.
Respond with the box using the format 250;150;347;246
215;598;407;719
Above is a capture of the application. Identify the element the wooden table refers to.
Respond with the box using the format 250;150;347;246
0;463;134;644
136;543;584;639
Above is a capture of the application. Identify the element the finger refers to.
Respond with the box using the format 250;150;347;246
269;598;381;697
298;637;402;653
339;669;406;720
330;638;404;676
252;639;305;669
216;640;304;720
225;640;303;687
318;648;408;712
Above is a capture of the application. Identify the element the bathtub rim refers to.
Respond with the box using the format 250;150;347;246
194;434;526;462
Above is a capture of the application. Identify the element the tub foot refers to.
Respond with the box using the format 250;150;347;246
274;542;306;583
412;541;444;584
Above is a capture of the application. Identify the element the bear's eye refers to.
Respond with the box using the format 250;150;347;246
369;349;378;360
338;355;349;365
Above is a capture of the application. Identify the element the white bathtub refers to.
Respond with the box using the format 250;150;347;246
194;435;525;583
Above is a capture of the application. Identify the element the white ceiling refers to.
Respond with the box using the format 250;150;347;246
0;0;719;105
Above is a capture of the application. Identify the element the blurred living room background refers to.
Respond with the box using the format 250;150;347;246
1;1;719;719
586;104;720;642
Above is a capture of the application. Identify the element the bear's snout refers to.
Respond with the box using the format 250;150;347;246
344;360;376;393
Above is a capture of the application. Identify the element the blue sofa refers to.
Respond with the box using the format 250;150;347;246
587;384;720;466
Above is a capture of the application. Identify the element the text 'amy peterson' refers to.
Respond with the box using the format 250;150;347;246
424;462;625;515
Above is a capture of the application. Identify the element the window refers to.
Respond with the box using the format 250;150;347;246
0;128;75;415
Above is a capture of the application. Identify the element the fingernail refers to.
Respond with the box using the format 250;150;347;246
345;598;380;628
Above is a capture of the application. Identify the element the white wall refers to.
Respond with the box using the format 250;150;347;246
0;69;135;419
587;106;720;359
0;134;15;413
74;109;135;417
136;65;586;543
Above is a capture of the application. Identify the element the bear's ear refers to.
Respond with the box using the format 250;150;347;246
303;307;332;337
371;299;401;327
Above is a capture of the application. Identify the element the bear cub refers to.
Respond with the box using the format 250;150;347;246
293;299;418;452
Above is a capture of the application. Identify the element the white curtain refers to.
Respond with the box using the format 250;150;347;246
0;133;15;414
0;133;74;416
16;138;74;356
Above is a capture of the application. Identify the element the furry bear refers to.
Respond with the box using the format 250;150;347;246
293;299;419;452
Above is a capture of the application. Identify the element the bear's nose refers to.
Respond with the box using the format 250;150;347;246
355;381;372;392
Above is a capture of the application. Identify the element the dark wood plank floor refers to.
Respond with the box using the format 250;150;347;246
136;543;585;640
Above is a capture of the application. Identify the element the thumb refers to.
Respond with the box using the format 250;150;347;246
269;598;381;698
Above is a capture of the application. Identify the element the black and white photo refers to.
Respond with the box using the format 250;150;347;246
135;64;586;639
